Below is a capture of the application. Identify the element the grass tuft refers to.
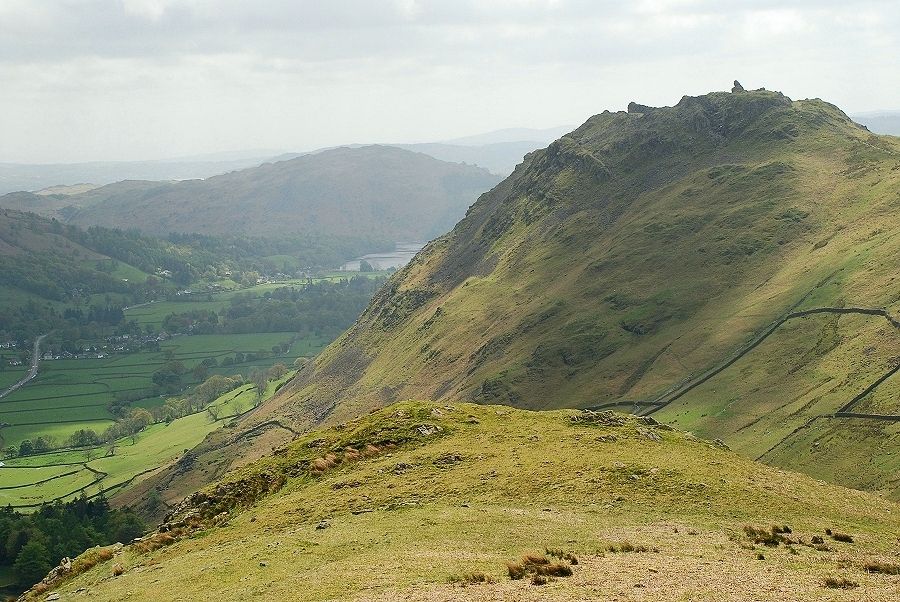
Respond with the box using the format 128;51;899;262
449;572;495;585
830;532;854;543
863;560;900;575
823;576;858;589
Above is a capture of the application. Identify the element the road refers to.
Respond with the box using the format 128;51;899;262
0;334;47;400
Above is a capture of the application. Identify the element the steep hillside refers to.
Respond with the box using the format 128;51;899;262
25;402;900;601
247;89;899;496
0;146;501;242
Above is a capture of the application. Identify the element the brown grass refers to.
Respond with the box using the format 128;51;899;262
823;576;858;589
112;563;125;577
863;560;900;575
605;541;657;553
133;532;177;554
545;548;579;564
507;551;577;582
449;572;495;585
310;453;340;473
831;532;854;543
506;562;526;580
535;562;573;577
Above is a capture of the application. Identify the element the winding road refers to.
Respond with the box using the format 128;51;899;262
0;334;47;400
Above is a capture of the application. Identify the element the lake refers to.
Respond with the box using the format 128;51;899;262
340;242;425;271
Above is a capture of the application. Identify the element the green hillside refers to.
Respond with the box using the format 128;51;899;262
0;146;501;243
22;402;900;601
173;88;900;501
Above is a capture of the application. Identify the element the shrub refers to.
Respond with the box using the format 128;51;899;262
823;576;857;589
112;563;125;576
831;532;853;543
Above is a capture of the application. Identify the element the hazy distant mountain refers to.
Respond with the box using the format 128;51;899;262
0;129;573;195
0;146;501;242
0;155;277;196
853;111;900;135
392;141;546;174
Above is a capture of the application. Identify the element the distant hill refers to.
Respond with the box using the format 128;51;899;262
853;111;900;135
0;146;501;242
394;141;552;175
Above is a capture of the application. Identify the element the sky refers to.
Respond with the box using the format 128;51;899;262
1;0;899;163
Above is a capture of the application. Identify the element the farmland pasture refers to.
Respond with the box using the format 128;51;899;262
0;368;27;390
124;271;391;327
0;332;312;449
0;372;294;508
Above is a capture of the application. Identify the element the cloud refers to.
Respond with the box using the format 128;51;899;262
0;0;898;162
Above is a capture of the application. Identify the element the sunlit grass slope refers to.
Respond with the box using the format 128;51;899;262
25;402;900;601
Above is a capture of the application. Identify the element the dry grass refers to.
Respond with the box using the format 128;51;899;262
604;541;657;553
863;560;900;575
507;552;575;583
133;532;177;554
831;532;854;543
822;576;858;589
449;572;495;585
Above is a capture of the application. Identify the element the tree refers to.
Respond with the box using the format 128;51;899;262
207;405;221;421
250;368;268;403
191;363;209;381
359;259;375;272
267;363;288;381
13;539;52;586
18;440;33;457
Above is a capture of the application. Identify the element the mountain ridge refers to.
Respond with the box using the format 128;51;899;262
115;88;900;517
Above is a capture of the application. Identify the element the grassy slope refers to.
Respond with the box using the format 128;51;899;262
234;90;900;498
27;402;900;601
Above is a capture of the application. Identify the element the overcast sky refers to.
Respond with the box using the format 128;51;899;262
1;0;898;163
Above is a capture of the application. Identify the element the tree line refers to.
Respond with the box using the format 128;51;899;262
0;497;145;589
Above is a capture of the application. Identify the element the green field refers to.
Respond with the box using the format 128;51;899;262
0;367;27;390
0;333;318;449
0;372;294;508
125;272;391;327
